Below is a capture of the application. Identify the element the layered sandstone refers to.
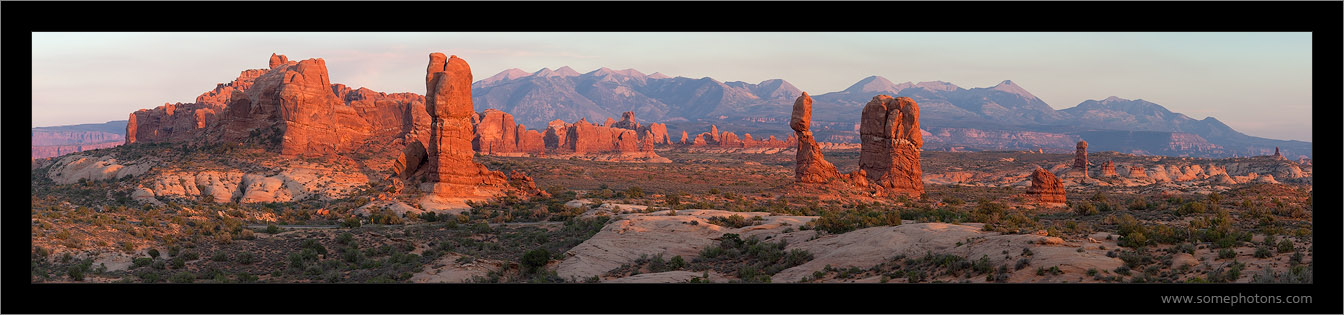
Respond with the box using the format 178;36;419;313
127;54;426;157
858;95;923;196
1026;167;1066;204
1099;160;1117;177
791;92;841;183
1071;141;1089;176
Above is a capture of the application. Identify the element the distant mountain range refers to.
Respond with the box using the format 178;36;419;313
33;67;1310;160
470;67;1310;159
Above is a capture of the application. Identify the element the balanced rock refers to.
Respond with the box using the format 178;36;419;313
790;92;841;183
1027;167;1066;204
858;95;923;196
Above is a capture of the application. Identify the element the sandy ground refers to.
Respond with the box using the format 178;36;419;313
409;252;506;283
555;205;816;280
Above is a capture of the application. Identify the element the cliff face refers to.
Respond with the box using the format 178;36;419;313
125;54;426;156
32;122;126;159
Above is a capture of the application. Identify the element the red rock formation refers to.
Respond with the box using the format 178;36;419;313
126;102;220;145
1027;167;1066;204
708;125;721;143
691;134;707;147
1099;160;1117;177
858;95;923;196
645;123;670;146
791;92;841;183
516;126;545;154
473;109;519;154
268;53;289;69
1127;165;1149;180
393;140;427;179
680;130;690;145
604;117;616;127
423;52;510;190
1072;140;1089;175
610;111;641;130
720;131;742;148
544;119;569;149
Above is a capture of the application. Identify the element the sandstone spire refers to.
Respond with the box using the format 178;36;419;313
1072;140;1089;175
858;95;923;197
791;92;841;183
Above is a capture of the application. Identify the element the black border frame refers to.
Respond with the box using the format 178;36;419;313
6;1;1338;314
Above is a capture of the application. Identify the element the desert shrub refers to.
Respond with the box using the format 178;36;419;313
1253;247;1273;258
67;265;85;281
1176;202;1206;215
1218;248;1237;260
708;214;760;228
1075;202;1098;216
212;252;229;262
132;257;153;268
626;186;645;198
664;194;681;206
336;232;355;245
1277;239;1294;253
1119;232;1148;248
148;248;160;259
340;217;360;228
1014;258;1031;270
521;248;551;274
300;239;328;256
170;271;195;283
236;252;255;265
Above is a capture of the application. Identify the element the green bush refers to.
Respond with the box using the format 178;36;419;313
1277;239;1294;253
1253;247;1273;258
148;248;160;259
132;257;153;268
522;248;551;274
67;265;85;281
236;252;255;265
170;271;195;283
265;224;281;234
212;252;229;262
1218;248;1237;260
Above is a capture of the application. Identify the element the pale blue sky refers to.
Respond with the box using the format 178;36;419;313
31;32;1312;141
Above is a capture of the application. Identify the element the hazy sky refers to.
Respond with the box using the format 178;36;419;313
31;32;1312;141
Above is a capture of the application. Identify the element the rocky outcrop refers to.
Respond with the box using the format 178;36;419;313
422;53;510;190
679;130;690;145
1099;160;1117;177
473;109;520;154
858;95;923;196
127;54;426;157
1126;165;1149;180
791;92;841;183
1026;167;1066;204
1071;141;1089;176
544;119;570;149
47;155;153;185
127;102;221;145
610;111;640;130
